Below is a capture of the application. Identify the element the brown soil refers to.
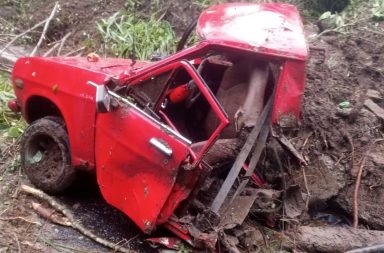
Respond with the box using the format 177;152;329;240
289;23;384;230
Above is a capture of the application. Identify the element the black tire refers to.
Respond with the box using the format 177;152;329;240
20;116;75;194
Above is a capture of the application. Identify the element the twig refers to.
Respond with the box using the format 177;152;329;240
343;130;355;175
301;132;313;151
57;32;72;56
310;17;369;42
0;66;12;73
302;167;310;210
20;184;133;253
0;216;42;226
43;42;60;57
0;19;47;57
353;139;384;228
12;232;21;253
30;2;59;56
64;46;85;56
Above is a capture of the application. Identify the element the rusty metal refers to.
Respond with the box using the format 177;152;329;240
210;95;273;214
227;119;271;208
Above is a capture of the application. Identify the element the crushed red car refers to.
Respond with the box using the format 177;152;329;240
9;2;308;251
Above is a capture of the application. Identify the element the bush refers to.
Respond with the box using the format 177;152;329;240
0;73;24;138
97;12;176;60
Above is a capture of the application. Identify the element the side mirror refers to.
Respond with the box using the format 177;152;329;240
87;81;111;113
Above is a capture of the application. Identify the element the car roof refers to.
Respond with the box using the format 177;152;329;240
196;3;308;61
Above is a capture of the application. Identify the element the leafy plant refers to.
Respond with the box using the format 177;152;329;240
97;12;176;60
0;73;25;138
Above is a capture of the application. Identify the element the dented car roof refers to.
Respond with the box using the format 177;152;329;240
197;3;308;60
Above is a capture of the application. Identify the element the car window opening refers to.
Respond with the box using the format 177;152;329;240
120;54;281;146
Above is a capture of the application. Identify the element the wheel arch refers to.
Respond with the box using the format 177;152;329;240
24;95;64;123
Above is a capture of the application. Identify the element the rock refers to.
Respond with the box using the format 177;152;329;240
292;154;346;203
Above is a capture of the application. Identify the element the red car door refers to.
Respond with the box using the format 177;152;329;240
95;96;191;234
94;60;228;234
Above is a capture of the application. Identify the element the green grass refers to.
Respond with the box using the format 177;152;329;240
97;12;176;60
0;72;25;138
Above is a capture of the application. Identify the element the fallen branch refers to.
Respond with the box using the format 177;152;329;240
310;17;369;42
57;32;72;56
364;99;384;120
20;184;133;253
42;32;72;57
43;42;60;57
346;243;384;253
30;2;59;56
64;46;85;57
353;139;384;228
0;216;42;226
31;202;71;227
0;65;12;73
285;226;384;253
0;19;47;57
301;167;310;210
12;232;21;253
277;135;308;165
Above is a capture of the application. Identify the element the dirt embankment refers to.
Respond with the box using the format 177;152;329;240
292;22;384;229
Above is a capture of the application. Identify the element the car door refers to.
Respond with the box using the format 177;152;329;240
94;60;228;233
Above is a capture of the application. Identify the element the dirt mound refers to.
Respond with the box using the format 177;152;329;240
290;22;384;229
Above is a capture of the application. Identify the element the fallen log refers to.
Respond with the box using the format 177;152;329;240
285;226;384;253
364;99;384;120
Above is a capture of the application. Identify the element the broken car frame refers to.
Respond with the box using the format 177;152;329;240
9;3;308;251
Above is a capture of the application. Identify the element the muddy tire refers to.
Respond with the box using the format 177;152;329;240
20;116;75;194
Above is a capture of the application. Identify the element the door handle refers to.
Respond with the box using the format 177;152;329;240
149;138;173;157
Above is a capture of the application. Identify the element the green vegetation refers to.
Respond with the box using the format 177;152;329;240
97;11;176;60
0;73;25;138
372;0;384;21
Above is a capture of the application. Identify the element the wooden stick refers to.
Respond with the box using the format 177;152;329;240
64;46;85;57
12;232;21;253
302;167;310;210
353;139;384;228
57;32;72;56
286;225;384;253
0;216;42;226
20;185;133;253
43;42;60;57
30;2;59;56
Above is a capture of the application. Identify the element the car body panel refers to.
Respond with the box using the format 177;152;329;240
95;105;190;233
197;3;308;61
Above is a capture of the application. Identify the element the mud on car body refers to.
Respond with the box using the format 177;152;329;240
9;2;307;251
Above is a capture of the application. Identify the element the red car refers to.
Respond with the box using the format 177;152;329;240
9;2;307;250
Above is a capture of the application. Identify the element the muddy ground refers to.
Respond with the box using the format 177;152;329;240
1;0;384;252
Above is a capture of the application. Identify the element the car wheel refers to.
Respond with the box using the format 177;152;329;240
20;116;75;194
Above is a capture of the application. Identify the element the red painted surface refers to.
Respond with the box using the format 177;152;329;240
7;99;20;112
197;3;307;61
96;60;229;232
272;60;306;125
95;106;190;233
10;2;308;246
